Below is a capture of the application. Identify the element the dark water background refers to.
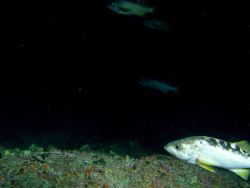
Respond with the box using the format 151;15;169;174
3;1;250;151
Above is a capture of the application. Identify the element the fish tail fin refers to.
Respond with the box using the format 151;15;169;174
175;87;180;95
230;169;250;180
151;6;157;14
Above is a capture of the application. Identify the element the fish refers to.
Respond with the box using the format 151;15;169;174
138;79;179;94
143;19;170;31
164;136;250;180
107;0;155;17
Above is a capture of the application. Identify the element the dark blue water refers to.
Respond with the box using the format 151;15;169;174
3;0;250;151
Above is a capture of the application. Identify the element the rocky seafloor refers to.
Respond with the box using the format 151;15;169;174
0;131;249;188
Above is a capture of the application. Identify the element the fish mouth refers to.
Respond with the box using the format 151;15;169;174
164;145;175;155
164;145;170;152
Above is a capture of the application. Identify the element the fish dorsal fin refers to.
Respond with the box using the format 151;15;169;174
196;159;216;173
229;169;250;180
134;0;147;5
233;141;250;154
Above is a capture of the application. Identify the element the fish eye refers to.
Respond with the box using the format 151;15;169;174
175;145;179;149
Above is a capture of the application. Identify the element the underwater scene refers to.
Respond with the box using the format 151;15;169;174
3;0;250;187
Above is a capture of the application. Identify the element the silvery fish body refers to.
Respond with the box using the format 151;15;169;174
143;19;170;31
164;136;250;180
108;0;154;17
138;79;178;94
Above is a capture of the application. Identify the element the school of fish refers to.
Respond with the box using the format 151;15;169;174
107;0;169;31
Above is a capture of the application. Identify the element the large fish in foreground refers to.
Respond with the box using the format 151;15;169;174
107;0;155;17
164;136;250;180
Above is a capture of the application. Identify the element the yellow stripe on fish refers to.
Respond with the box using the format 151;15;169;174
164;136;250;180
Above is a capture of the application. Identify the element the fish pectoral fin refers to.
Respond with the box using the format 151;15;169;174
234;141;250;154
229;169;250;180
196;159;216;173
